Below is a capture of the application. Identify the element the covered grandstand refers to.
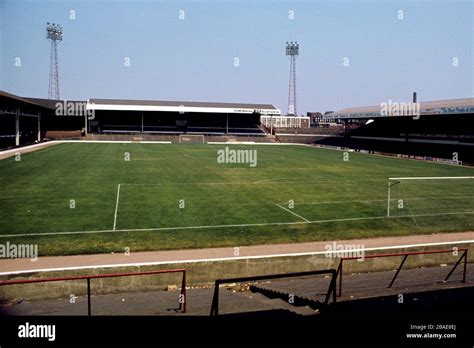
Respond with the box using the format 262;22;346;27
86;98;280;136
0;91;45;149
0;91;281;149
2;90;474;164
324;98;474;121
318;97;474;164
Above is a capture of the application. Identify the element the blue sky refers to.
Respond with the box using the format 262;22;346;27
1;0;472;114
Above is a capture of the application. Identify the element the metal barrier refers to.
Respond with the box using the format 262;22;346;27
209;269;337;316
336;248;468;297
0;268;186;315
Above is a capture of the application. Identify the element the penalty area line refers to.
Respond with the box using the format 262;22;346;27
113;184;121;231
1;211;474;238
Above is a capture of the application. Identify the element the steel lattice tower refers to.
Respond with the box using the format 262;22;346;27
286;41;299;115
46;22;63;100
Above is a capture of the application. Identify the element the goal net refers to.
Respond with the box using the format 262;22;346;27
387;176;474;218
178;134;205;144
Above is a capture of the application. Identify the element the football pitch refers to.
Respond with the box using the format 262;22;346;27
0;142;473;256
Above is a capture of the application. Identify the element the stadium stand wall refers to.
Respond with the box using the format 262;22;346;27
315;114;474;164
85;133;277;143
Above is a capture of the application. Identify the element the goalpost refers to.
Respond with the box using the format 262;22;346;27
387;176;474;217
178;134;205;144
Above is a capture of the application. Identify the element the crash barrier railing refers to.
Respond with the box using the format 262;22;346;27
336;248;468;297
0;268;186;315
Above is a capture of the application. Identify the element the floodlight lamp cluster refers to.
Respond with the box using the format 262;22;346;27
285;41;299;56
46;22;63;41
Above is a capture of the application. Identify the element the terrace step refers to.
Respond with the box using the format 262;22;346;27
249;284;326;311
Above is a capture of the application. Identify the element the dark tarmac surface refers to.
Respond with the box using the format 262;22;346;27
1;264;471;316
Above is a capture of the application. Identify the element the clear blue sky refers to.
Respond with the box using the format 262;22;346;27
1;0;472;114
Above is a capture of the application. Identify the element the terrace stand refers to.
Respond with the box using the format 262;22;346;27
209;269;337;316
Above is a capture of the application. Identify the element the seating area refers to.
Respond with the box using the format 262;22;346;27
101;125;265;136
83;133;276;143
276;126;344;135
93;110;265;136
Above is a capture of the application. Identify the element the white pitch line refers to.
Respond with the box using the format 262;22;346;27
1;220;312;238
113;184;121;231
286;199;387;205
289;195;474;206
0;239;473;276
390;176;474;180
122;181;308;186
275;203;310;222
2;211;474;238
119;178;387;186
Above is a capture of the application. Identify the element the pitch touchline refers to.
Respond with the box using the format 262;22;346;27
2;211;474;238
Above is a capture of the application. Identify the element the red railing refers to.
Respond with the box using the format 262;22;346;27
0;268;187;315
210;269;337;316
336;248;468;297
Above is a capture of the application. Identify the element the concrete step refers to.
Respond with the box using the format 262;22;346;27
249;284;326;311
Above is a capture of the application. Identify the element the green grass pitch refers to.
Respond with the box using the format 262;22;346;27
0;142;473;256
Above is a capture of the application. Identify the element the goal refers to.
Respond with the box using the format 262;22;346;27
178;134;205;144
387;176;474;217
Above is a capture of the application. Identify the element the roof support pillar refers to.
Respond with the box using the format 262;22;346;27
15;108;20;146
84;111;88;136
37;112;41;142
